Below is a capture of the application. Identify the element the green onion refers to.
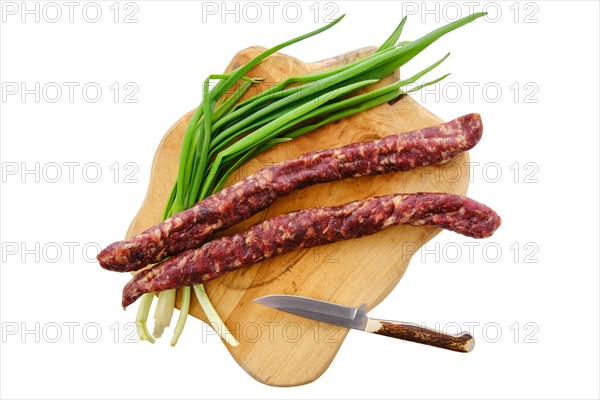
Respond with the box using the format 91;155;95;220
137;15;348;344
377;17;408;52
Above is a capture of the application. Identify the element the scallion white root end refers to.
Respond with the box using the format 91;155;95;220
193;284;239;347
135;293;156;344
152;289;176;338
170;286;191;346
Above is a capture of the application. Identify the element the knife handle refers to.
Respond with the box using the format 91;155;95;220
365;318;475;353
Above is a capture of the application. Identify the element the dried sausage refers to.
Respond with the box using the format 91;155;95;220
122;192;500;308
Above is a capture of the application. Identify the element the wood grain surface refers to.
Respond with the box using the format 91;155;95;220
126;46;471;386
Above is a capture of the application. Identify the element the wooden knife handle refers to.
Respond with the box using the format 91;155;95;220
365;318;475;353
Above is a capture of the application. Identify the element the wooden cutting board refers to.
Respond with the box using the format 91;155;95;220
126;46;470;386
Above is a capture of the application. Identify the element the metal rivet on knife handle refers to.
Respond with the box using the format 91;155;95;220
365;319;475;353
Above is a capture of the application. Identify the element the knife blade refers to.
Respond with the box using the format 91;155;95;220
254;294;474;353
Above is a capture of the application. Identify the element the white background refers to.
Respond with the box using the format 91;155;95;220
1;1;599;399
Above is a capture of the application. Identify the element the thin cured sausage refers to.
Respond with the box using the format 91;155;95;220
122;192;500;307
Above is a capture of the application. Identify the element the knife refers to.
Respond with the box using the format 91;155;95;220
254;294;474;353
